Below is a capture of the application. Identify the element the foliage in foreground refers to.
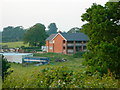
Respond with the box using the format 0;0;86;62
1;55;11;81
81;2;120;76
2;66;119;88
73;51;85;58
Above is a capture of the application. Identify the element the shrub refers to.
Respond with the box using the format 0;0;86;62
83;42;120;78
21;46;41;53
73;51;85;58
21;46;40;49
1;55;11;81
2;66;119;88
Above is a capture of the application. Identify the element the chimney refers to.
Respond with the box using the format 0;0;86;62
58;30;61;33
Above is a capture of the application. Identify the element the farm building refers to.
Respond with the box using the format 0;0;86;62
46;31;89;54
0;53;33;63
23;57;50;64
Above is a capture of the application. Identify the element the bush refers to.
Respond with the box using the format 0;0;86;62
2;66;119;88
83;42;120;78
1;55;11;81
73;51;85;58
21;46;41;53
21;46;40;49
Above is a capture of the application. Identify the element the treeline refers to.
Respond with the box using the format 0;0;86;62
1;22;81;47
2;26;25;42
1;23;58;43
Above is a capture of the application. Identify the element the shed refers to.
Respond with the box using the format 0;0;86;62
0;53;33;63
23;57;50;64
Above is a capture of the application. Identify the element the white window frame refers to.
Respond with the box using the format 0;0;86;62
49;46;53;50
49;40;53;44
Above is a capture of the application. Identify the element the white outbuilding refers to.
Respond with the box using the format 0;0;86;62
0;53;33;63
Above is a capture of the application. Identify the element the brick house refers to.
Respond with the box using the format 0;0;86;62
46;31;89;54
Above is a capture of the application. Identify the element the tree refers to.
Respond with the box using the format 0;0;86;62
2;26;25;42
1;55;11;81
0;32;2;43
47;23;58;35
81;2;120;76
67;27;80;33
23;23;48;47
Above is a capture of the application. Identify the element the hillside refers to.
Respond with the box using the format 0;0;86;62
0;41;29;48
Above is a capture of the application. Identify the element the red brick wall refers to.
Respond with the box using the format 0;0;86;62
46;40;54;52
46;41;49;52
46;34;65;53
53;34;65;53
46;41;49;46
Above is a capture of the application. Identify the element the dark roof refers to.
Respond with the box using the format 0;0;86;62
46;34;56;41
61;33;89;41
46;33;89;41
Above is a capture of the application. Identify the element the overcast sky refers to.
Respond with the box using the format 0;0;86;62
0;0;108;32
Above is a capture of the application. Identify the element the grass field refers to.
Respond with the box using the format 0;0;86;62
2;53;119;88
34;53;85;71
7;53;84;74
0;41;29;48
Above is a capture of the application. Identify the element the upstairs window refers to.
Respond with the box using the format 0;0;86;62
49;46;53;50
49;40;53;44
63;40;65;43
49;40;55;44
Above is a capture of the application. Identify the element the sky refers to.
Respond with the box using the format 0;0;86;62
0;0;108;32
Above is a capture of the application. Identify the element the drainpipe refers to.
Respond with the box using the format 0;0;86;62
66;41;68;54
74;41;76;54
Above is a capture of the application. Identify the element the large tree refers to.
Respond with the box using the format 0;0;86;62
2;26;25;42
23;23;48;47
0;32;2;43
67;27;80;33
81;2;120;76
47;23;58;35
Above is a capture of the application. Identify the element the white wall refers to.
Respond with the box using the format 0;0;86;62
3;53;33;63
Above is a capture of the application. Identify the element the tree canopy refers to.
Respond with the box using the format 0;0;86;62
81;2;120;76
67;27;80;33
23;23;48;47
2;26;25;42
47;23;58;35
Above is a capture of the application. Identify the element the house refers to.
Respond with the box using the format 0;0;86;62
46;31;89;54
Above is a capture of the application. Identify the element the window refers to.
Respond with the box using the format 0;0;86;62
49;40;55;44
53;40;55;43
83;41;86;43
63;40;65;43
49;46;53;50
83;46;86;50
49;40;53;44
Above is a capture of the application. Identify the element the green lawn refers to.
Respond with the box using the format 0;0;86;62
8;53;84;74
0;41;29;48
34;53;85;71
